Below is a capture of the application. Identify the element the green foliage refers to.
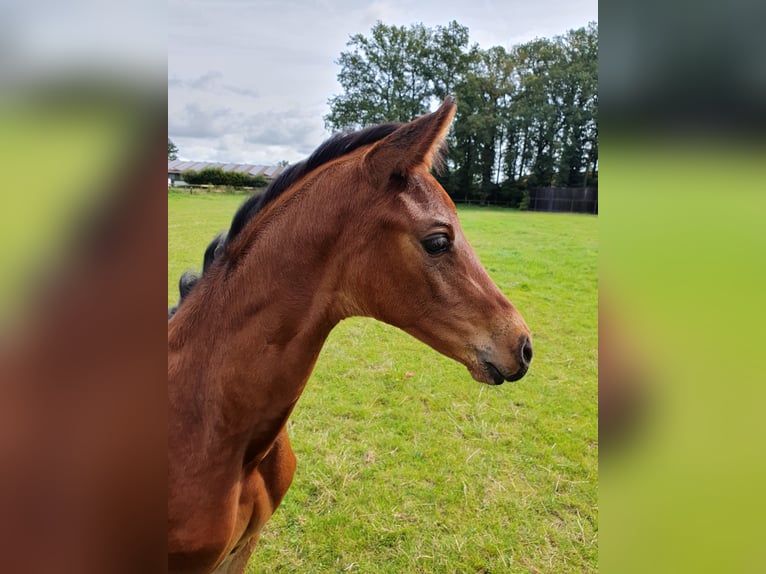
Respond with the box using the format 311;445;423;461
324;21;473;130
168;138;178;160
181;167;267;188
518;189;531;211
168;194;597;573
326;21;599;205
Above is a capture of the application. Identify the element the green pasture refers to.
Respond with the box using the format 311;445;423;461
168;191;598;573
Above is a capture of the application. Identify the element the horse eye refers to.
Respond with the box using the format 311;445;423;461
422;234;451;256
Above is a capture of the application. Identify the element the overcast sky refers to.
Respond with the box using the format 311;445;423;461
168;0;597;165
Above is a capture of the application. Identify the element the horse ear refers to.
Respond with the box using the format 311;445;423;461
364;96;457;182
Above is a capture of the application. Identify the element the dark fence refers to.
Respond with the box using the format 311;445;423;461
528;187;598;214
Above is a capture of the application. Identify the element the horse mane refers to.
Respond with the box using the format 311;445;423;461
168;231;227;319
168;122;402;319
226;122;401;243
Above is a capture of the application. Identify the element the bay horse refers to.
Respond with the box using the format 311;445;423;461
168;97;532;574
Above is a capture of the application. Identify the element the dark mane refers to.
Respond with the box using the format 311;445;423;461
227;122;401;243
168;122;402;320
167;231;227;319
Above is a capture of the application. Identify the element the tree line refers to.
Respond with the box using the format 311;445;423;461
325;21;597;206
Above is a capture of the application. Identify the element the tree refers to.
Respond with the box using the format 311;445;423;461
553;24;598;187
326;20;598;204
168;138;179;161
512;37;563;188
425;21;471;100
325;21;441;130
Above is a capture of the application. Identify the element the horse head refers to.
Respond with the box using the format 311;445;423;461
338;97;532;384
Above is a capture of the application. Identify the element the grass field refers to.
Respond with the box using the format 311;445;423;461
168;191;598;573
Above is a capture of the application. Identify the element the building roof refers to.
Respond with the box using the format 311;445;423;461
168;160;288;179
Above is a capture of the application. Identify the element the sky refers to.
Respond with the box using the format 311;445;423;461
168;0;597;165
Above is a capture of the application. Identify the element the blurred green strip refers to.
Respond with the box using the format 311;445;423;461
601;133;766;573
0;102;136;323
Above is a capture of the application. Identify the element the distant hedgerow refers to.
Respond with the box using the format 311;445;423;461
182;168;268;188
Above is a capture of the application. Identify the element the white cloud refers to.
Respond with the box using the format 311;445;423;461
169;101;327;164
168;71;259;98
169;102;240;139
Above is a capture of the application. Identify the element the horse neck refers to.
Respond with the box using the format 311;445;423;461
169;170;361;451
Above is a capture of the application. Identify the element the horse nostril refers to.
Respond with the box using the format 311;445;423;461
518;335;533;368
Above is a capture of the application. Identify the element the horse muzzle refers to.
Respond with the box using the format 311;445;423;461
473;334;533;385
